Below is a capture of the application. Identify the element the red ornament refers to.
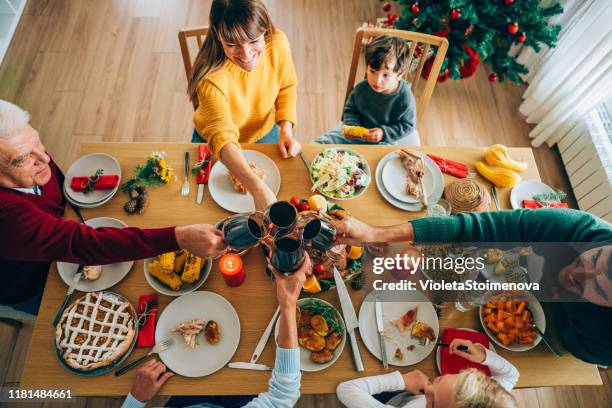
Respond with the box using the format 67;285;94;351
382;13;399;27
382;1;391;12
507;22;519;34
505;0;515;4
410;3;419;14
517;32;526;42
438;68;450;82
489;73;499;82
459;45;480;78
451;8;461;20
314;263;325;275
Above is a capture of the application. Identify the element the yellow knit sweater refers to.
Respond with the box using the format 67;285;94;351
193;30;298;157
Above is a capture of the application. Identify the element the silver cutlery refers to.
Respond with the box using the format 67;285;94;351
115;337;174;376
491;185;500;210
52;264;84;327
299;152;310;171
181;151;190;196
374;297;388;369
251;306;280;363
526;308;562;357
333;266;364;372
228;362;273;371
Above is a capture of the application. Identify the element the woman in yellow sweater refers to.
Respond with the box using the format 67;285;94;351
188;0;301;210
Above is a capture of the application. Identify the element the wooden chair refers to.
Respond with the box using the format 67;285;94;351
178;26;209;109
345;27;448;127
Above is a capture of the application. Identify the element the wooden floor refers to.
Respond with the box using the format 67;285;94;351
0;0;607;406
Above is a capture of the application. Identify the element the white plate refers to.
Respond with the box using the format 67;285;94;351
156;291;241;377
208;150;281;213
382;155;434;203
63;184;118;208
56;217;134;292
144;256;212;296
375;152;443;211
479;291;545;352
309;148;371;200
358;291;439;366
64;153;121;205
435;327;496;375
510;180;555;209
275;298;346;372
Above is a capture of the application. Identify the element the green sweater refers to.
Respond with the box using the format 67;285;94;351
410;208;612;365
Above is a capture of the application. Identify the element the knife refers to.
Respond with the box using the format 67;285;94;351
333;266;364;372
52;264;84;327
251;306;280;363
196;144;212;204
375;297;388;369
228;362;273;371
299;152;310;171
491;185;500;210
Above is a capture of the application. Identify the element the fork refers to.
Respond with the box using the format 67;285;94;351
115;337;173;376
181;152;190;196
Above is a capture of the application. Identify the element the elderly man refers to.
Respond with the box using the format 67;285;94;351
335;208;612;366
0;100;227;314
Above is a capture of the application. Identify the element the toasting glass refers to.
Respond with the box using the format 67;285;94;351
264;201;298;236
270;229;305;274
222;212;265;252
302;215;336;251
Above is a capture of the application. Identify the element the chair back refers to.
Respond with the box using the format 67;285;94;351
178;26;209;109
345;27;448;127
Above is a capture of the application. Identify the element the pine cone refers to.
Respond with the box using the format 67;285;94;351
350;271;365;290
136;194;148;214
124;199;139;214
129;189;139;199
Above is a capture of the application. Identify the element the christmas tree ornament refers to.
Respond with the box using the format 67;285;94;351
505;0;515;4
489;73;499;82
451;8;461;20
507;22;519;34
517;32;526;43
464;24;474;37
410;3;419;14
382;1;391;12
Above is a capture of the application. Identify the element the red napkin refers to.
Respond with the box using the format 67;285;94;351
136;294;157;348
196;144;212;184
427;154;469;179
522;200;568;209
70;175;119;192
439;328;491;376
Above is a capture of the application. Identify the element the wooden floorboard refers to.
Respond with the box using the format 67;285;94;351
0;0;604;406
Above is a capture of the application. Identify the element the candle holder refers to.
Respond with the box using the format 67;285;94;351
270;229;305;274
219;253;245;286
222;212;266;252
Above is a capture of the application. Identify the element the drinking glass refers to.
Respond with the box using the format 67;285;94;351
270;229;305;274
264;201;298;236
222;212;265;252
302;214;336;251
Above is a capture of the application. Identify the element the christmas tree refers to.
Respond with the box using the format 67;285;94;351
392;0;563;83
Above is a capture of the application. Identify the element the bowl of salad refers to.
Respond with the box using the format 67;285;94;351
309;148;371;200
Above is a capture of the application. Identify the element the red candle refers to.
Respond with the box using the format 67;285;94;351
219;254;245;287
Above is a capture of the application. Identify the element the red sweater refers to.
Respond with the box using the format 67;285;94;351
0;160;179;305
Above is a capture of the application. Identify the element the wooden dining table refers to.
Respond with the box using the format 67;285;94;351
20;143;602;396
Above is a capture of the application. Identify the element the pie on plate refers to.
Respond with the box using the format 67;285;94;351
55;291;135;371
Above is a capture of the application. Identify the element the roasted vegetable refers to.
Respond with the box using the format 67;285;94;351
311;349;334;364
325;332;342;351
180;253;202;284
475;161;521;188
482;296;537;346
149;266;182;290
484;144;528;172
310;315;330;337
174;250;188;273
151;252;175;275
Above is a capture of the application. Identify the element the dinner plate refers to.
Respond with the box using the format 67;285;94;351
358;291;439;366
275;298;346;372
64;153;121;205
435;328;496;375
510;180;555;209
375;152;443;211
156;291;240;377
208;150;281;213
57;217;134;292
63;184;118;208
53;291;138;377
144;256;212;296
309;147;371;200
381;154;434;203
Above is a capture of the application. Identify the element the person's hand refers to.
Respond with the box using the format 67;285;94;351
334;216;379;245
362;128;383;143
175;224;227;258
449;339;486;363
402;369;431;395
269;253;312;309
251;181;277;212
278;122;301;158
130;359;174;403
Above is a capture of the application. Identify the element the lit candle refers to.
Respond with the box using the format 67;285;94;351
219;253;245;287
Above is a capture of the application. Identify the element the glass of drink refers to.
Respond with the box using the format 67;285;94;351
270;229;305;274
222;212;265;252
265;201;298;236
302;215;336;251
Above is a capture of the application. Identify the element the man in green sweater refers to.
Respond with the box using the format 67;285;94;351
335;208;612;366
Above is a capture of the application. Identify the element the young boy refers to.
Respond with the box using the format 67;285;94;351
315;35;419;145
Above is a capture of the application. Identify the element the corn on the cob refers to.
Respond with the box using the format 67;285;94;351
181;253;202;284
152;252;175;275
149;267;182;290
342;125;369;138
173;250;188;273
